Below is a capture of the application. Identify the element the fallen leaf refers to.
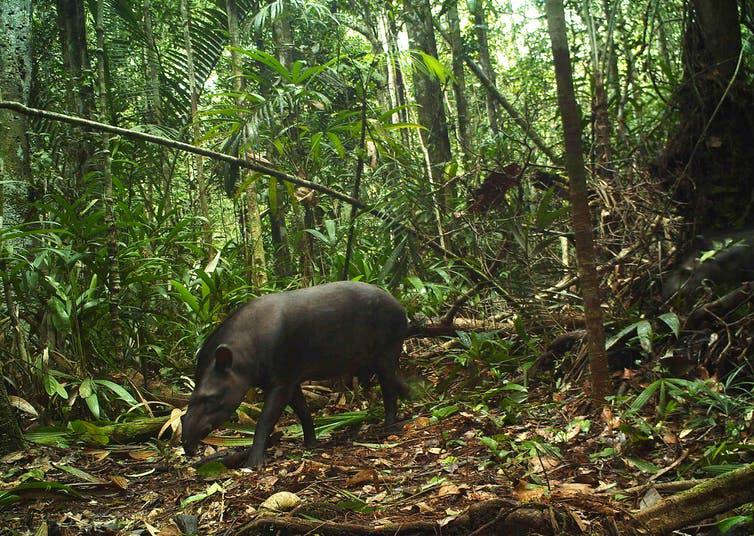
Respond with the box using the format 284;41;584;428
416;501;433;513
346;469;378;487
109;475;129;489
404;416;431;430
129;450;158;461
259;491;302;512
514;481;547;502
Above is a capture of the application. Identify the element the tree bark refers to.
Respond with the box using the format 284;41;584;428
143;0;171;216
544;0;611;402
444;0;471;167
0;0;30;454
55;0;94;189
634;462;754;535
227;0;267;287
403;0;452;250
95;0;124;364
269;0;294;277
656;0;753;231
470;0;498;132
580;0;613;182
181;0;213;259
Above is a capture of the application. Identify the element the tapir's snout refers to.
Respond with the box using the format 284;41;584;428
180;411;205;456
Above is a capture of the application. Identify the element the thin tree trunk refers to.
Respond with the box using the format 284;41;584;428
471;0;498;133
227;0;267;286
445;0;471;167
95;0;123;363
181;0;213;259
544;0;611;403
268;0;293;277
143;0;171;216
581;0;613;182
55;0;94;190
384;8;411;147
403;0;452;249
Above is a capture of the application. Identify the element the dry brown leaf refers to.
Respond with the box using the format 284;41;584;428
558;482;594;494
128;450;158;461
259;491;302;512
155;523;182;536
404;416;431;430
85;449;111;462
346;469;379;487
437;483;465;497
528;455;559;473
109;475;129;489
514;481;547;502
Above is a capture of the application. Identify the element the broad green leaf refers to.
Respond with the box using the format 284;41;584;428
47;297;71;334
658;312;680;337
68;420;109;446
43;374;68;400
79;378;95;399
93;380;138;406
326;131;345;158
180;482;224;509
606;320;643;350
417;51;449;83
84;393;100;420
626;457;659;474
170;280;201;316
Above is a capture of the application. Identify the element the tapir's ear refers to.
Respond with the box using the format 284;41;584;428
214;344;234;372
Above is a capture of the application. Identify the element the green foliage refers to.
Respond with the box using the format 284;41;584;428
606;312;680;355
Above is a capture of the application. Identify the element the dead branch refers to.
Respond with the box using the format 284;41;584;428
633;461;754;535
685;281;754;328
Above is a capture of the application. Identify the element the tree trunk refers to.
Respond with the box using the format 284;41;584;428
444;0;471;167
55;0;94;190
655;0;753;232
403;0;452;249
470;0;498;133
143;0;171;217
544;0;611;402
181;0;213;259
95;0;123;363
227;0;267;287
634;462;754;535
0;0;30;454
267;0;294;277
383;7;411;147
580;0;613;183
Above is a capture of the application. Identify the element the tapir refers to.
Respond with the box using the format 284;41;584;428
180;281;409;467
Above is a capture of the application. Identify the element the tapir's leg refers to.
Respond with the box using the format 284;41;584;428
375;341;406;429
247;384;293;467
289;384;317;448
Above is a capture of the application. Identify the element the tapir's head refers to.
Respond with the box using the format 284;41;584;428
181;344;249;456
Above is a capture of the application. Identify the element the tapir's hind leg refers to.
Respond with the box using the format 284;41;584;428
289;384;317;448
375;341;407;429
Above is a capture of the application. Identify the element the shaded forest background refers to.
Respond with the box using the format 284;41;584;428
1;0;754;531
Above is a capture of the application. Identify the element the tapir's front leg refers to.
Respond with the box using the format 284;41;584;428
246;384;293;467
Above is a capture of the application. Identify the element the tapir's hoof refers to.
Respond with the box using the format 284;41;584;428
303;438;319;449
245;450;266;468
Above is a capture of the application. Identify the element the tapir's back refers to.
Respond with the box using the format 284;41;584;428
255;281;406;379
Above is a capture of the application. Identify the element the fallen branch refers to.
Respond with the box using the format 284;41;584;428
633;461;754;534
685;281;754;328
